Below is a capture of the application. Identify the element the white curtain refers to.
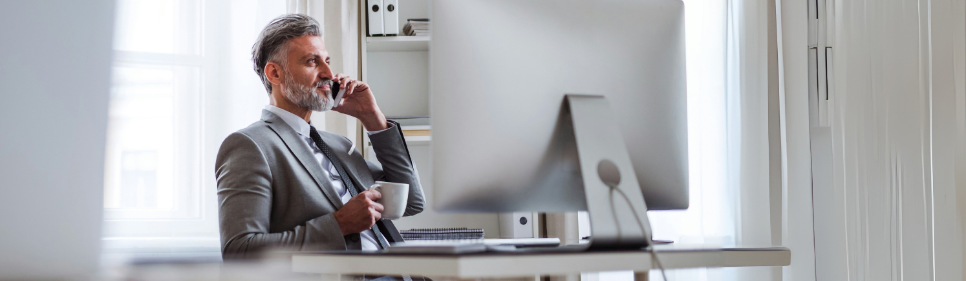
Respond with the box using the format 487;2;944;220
640;0;776;280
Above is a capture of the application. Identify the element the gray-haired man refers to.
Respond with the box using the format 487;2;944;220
215;14;424;260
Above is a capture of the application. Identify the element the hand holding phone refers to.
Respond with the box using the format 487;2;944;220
329;74;387;131
330;80;346;109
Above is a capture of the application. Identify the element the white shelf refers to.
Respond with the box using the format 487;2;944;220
405;135;431;146
367;36;430;52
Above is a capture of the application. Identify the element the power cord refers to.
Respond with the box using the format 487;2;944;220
608;185;669;281
648;245;669;281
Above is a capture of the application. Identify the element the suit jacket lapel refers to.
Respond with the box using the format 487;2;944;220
260;110;343;209
320;131;375;192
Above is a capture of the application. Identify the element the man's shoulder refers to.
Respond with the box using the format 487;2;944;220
222;120;268;139
236;120;274;137
220;120;279;148
214;120;279;167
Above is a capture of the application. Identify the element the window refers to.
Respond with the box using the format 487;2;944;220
103;0;287;261
104;0;202;227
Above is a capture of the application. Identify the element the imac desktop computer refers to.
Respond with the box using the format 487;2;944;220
431;0;689;250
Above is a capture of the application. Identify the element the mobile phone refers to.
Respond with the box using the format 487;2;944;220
330;80;346;108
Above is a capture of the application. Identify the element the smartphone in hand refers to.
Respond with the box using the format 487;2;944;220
330;80;347;108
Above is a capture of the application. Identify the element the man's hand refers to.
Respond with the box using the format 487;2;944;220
332;74;388;131
333;190;384;236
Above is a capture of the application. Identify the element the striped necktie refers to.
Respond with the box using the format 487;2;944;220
309;126;399;249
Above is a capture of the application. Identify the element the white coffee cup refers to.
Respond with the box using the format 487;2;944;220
369;181;409;220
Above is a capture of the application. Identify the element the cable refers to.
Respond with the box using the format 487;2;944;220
649;245;669;281
608;186;670;281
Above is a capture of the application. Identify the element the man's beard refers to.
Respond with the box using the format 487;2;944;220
282;69;334;112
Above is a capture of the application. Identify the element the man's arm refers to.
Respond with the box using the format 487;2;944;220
366;121;425;217
331;74;423;216
215;132;346;259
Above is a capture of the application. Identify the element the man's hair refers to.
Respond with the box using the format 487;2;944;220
252;14;322;94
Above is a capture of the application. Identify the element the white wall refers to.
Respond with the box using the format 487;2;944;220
367;51;430;117
0;0;115;279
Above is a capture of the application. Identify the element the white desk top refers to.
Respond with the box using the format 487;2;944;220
291;245;790;278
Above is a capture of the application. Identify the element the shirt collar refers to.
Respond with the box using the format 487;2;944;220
264;105;312;137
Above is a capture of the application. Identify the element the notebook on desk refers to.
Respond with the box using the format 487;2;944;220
400;227;484;240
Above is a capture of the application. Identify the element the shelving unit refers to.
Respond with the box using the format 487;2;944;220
359;0;431;124
359;0;433;141
358;0;501;239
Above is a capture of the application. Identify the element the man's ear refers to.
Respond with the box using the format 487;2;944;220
264;62;284;88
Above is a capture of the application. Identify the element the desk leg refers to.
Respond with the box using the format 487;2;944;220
633;272;648;281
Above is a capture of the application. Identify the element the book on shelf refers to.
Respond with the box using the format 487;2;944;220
401;125;430;137
403;18;430;36
400;227;484;241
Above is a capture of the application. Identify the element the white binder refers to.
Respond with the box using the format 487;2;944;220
383;0;399;36
499;212;534;238
367;0;384;36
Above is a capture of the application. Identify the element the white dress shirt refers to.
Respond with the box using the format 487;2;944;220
264;105;391;251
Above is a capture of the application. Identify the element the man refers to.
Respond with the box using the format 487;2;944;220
215;14;424;260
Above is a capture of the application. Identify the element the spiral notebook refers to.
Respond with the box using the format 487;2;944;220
399;227;484;241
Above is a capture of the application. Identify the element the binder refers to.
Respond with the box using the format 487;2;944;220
367;0;384;36
383;0;399;36
499;212;534;238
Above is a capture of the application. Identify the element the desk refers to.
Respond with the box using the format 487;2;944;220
291;245;790;280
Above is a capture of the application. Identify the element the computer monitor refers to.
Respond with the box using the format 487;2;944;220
431;0;688;248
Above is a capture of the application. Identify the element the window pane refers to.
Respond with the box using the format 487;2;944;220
103;65;200;220
113;0;201;54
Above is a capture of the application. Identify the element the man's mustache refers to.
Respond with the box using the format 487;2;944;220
316;79;333;89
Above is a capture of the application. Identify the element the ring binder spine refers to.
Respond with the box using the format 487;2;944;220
383;0;399;36
367;0;384;36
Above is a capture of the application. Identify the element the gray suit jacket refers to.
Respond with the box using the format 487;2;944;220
215;110;424;259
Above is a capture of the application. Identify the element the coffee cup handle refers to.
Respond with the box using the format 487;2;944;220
368;183;386;219
369;183;383;195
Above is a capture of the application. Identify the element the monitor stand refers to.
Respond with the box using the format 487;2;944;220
565;94;655;250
